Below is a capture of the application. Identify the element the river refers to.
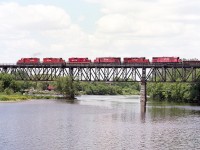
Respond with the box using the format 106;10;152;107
0;95;200;150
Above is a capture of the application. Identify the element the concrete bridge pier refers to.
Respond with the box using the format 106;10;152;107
140;81;147;121
69;67;75;100
140;81;147;109
140;68;147;111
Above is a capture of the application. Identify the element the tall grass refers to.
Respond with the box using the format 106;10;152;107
0;93;56;101
0;94;30;101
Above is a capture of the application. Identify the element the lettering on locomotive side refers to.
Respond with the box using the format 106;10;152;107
16;57;200;65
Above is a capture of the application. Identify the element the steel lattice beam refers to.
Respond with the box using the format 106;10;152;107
0;64;199;82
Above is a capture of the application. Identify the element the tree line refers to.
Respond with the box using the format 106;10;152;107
1;71;200;104
0;73;140;98
147;82;200;104
55;77;140;98
147;68;200;104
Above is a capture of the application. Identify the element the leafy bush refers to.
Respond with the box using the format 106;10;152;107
4;88;14;95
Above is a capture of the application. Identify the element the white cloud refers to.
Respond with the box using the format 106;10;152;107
94;0;185;36
96;14;135;33
0;2;92;62
77;15;86;23
0;3;71;31
1;1;200;63
86;0;200;59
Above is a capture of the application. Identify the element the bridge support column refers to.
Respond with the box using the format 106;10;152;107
69;67;75;100
140;81;147;108
140;68;147;111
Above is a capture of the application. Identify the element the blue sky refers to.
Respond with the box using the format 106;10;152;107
0;0;101;32
0;0;200;62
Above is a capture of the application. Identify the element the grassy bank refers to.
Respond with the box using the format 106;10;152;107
0;94;29;102
0;93;57;102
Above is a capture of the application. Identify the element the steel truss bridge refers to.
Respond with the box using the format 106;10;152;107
0;64;200;82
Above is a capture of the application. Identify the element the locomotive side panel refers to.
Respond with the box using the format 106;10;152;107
17;58;40;65
43;58;65;64
68;57;91;63
124;57;149;64
152;57;180;63
94;57;121;63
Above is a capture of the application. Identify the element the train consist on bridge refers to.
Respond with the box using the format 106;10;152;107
16;57;199;65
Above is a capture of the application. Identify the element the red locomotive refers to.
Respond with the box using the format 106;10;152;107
94;57;121;63
16;56;200;65
43;58;65;65
152;57;181;63
17;58;40;65
68;57;91;63
124;57;150;64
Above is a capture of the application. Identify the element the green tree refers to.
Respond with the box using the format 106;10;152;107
55;76;75;99
190;81;200;104
0;73;15;89
37;82;49;90
4;88;14;95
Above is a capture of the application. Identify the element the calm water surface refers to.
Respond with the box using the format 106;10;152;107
0;95;200;150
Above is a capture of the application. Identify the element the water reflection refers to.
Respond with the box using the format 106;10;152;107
77;95;200;123
148;104;200;122
140;105;146;123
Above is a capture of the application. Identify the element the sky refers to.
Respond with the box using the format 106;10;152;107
0;0;200;62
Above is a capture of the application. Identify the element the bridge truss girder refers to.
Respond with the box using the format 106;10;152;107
0;65;200;82
148;67;200;82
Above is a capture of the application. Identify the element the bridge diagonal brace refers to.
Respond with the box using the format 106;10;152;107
185;68;194;82
156;68;165;82
123;68;132;81
136;68;142;81
146;68;154;81
165;68;175;82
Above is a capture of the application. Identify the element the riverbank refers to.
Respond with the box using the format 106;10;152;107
0;94;57;102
